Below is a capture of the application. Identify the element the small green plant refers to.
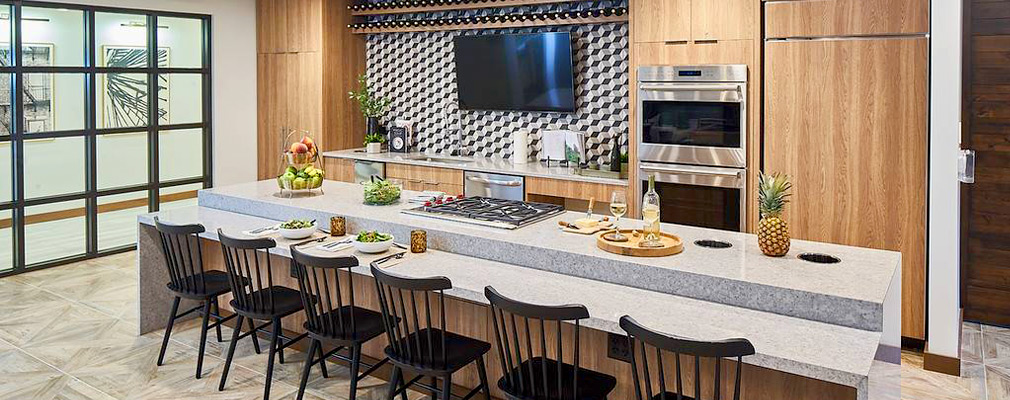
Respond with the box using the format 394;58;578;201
619;152;629;163
364;131;386;145
348;74;391;118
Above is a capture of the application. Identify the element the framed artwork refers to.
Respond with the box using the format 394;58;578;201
0;43;56;135
100;46;170;128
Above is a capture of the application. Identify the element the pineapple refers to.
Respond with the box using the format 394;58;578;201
757;172;792;257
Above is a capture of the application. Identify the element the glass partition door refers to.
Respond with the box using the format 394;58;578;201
0;1;211;276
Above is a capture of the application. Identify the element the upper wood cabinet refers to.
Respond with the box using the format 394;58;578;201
763;37;928;339
633;0;691;43
633;0;754;43
691;0;755;41
764;0;928;38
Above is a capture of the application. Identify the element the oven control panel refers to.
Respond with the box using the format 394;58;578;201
638;65;747;83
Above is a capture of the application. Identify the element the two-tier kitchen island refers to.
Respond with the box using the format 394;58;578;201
136;180;900;400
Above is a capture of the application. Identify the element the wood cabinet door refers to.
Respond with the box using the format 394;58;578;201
764;38;928;339
257;52;323;179
764;0;928;39
633;0;691;43
691;0;755;41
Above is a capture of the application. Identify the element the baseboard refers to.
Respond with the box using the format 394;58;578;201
901;336;926;350
874;344;902;364
923;351;961;376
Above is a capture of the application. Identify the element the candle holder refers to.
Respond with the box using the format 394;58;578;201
410;230;427;253
330;216;346;236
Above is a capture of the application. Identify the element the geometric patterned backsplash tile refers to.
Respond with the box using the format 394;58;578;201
365;4;628;165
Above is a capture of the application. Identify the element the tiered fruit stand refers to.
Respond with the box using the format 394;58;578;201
276;129;326;198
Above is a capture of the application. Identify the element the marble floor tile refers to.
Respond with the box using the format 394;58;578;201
899;351;987;400
963;328;984;364
0;339;116;400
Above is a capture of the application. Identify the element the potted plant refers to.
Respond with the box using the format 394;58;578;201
363;131;386;154
348;74;391;153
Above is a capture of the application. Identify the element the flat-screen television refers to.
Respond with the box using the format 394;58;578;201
454;32;575;112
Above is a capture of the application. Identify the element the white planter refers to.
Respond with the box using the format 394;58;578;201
366;143;382;153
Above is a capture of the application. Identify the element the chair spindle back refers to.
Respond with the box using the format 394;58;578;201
371;265;451;369
218;229;279;314
155;218;208;295
290;246;362;338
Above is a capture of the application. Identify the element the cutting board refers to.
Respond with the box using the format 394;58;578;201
596;229;683;257
558;220;614;235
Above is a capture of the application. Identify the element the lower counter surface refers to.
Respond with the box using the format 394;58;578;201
137;206;885;400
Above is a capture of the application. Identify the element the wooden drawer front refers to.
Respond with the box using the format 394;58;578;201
764;0;928;39
526;177;628;203
322;158;355;183
386;163;463;190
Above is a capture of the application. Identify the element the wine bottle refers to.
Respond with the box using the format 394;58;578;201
641;175;662;247
609;132;622;172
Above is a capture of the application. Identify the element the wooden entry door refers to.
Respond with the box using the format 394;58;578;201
961;0;1010;325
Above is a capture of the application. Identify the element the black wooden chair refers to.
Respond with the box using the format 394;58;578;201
371;264;492;400
153;218;260;379
290;246;393;400
217;229;309;400
619;316;756;400
485;286;617;400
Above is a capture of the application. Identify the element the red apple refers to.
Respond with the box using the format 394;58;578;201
290;142;309;154
300;136;315;151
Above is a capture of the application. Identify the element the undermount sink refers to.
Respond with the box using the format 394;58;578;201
404;155;475;165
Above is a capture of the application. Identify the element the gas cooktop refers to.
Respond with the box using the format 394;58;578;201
401;196;564;229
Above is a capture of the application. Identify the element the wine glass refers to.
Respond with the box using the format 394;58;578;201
608;189;627;241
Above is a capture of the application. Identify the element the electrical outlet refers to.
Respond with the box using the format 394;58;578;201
607;332;631;363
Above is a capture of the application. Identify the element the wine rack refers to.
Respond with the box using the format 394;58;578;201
350;0;575;16
348;7;627;34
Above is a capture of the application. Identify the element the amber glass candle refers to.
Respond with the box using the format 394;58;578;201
410;230;427;253
330;216;346;236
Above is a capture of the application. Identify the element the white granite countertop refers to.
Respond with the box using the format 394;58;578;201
139;205;880;398
196;180;900;333
322;148;629;186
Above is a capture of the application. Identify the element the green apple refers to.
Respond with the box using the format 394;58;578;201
310;176;322;188
276;176;284;189
286;166;297;175
293;177;307;190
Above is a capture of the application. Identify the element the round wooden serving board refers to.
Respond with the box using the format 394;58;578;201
596;229;684;257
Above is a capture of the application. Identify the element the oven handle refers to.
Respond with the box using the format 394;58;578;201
639;83;743;93
639;163;743;179
467;176;523;187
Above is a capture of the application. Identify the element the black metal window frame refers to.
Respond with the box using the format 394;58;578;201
0;0;213;277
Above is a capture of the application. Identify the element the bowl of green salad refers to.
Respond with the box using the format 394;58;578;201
352;230;394;253
278;219;316;239
363;179;401;205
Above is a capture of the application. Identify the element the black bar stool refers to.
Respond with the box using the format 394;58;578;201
290;246;393;400
485;286;617;400
217;229;309;400
371;264;492;400
153;218;260;379
620;316;756;400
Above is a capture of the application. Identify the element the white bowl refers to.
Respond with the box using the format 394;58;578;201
279;224;316;240
352;236;394;254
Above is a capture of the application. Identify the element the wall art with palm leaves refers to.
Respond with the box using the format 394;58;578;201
100;46;169;129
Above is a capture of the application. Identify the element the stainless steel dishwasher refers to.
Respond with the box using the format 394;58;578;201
464;171;524;201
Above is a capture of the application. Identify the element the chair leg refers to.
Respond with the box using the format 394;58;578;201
211;298;223;342
156;296;181;367
317;342;329;378
296;339;320;400
218;315;244;391
475;357;491;400
263;317;282;400
431;377;439;400
195;300;212;379
247;317;261;354
348;343;362;400
385;366;402;400
273;317;285;364
442;374;453;400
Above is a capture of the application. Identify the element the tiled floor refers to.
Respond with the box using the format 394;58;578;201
0;252;407;400
0;251;1003;400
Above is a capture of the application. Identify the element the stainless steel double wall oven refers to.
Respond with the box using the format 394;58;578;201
637;65;748;231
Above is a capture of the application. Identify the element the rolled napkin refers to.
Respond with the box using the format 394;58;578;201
242;224;279;237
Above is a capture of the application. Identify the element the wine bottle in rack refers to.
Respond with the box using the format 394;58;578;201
615;7;626;15
547;12;557;19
